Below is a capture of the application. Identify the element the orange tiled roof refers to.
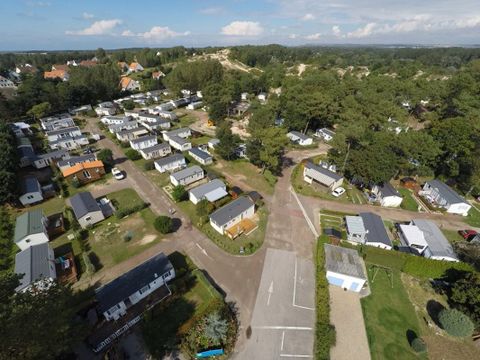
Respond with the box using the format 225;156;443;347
44;70;67;79
120;76;133;89
52;64;69;71
118;61;127;68
79;60;97;67
62;160;104;177
152;71;165;78
129;62;140;69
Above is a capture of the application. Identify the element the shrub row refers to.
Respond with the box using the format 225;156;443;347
315;236;336;359
115;202;149;219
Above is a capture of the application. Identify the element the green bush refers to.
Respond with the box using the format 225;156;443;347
82;252;95;274
115;202;149;219
411;337;427;353
263;169;277;186
438;309;474;337
71;177;81;188
403;256;474;279
172;185;188;202
143;161;155;171
154;216;174;234
125;149;141;161
315;236;336;358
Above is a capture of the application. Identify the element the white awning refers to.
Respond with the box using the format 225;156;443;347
205;188;228;202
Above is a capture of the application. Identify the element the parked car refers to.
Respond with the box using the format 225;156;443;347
331;187;346;197
458;229;478;241
111;167;125;180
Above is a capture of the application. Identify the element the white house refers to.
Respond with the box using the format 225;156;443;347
189;147;213;165
130;135;158;151
0;75;16;88
170;165;205;186
287;131;313;146
19;176;43;206
95;252;175;321
46;126;82;142
257;92;267;102
14;243;56;293
120;77;141;91
169;98;190;109
303;162;343;190
156;102;175;112
169;135;192;151
33;149;70;169
345;212;393;250
189;179;228;205
70;192;105;229
324;244;367;292
372;183;403;208
139;143;172;160
187;101;203;110
315;128;335;142
108;120;139;134
128;62;144;73
40;114;75;132
101;115;131;125
48;135;89;150
209;197;255;235
241;92;249;101
208;138;220;150
14;209;49;251
124;109;143;119
138;116;171;132
156;110;177;121
116;127;149;142
154;154;186;173
162;127;191;141
95;106;116;116
420;180;471;216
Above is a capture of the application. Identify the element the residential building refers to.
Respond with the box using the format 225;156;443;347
235;144;247;158
287;131;313;146
345;212;393;250
14;209;49;251
303;162;343;190
141;118;171;132
155;102;175;112
48;135;89;150
101;116;131;125
324;244;367;292
62;160;105;185
46;126;82;142
169;135;192;151
19;176;43;206
154;154;186;173
241;92;249;101
57;154;96;171
162;127;191;141
168;97;190;109
95;252;175;321
44;69;69;81
124;109;144;119
139;143;171;160
17;138;36;167
14;243;56;292
70;192;105;228
117;61;128;72
120;77;141;91
108;120;139;134
130;135;158;151
15;63;37;74
372;183;403;208
187;101;203;110
152;71;165;79
33;149;70;169
189;147;213;165
40;113;75;132
70;104;92;115
208;138;220;150
0;75;16;88
116;127;149;142
156;110;177;121
170;165;205;186
95;102;117;116
10;122;31;138
128;62;144;73
209;197;255;235
257;93;267;101
420;180;471;216
315;128;335;142
189;179;227;205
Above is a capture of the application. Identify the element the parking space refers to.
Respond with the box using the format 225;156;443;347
236;248;315;359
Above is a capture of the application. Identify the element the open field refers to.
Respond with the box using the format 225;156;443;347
465;204;480;227
398;188;420;212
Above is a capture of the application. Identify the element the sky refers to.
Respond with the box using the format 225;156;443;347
1;0;480;50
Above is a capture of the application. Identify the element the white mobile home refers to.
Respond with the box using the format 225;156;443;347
130;135;158;151
372;183;403;208
420;180;471;216
14;243;56;292
303;162;343;190
14;209;49;251
154;154;186;173
169;135;192;151
139;143;172;160
189;179;228;205
19;176;43;206
170;165;205;186
188;147;213;165
324;244;367;292
209;197;255;235
287;131;313;146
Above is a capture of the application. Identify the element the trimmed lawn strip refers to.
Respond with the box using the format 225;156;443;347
465;205;480;227
398;188;420;212
361;267;426;360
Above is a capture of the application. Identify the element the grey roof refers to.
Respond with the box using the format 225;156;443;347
46;126;81;136
117;126;148;136
165;127;190;138
426;180;466;205
57;154;96;168
376;182;401;198
359;212;393;247
154;153;185;168
320;128;335;137
412;219;458;260
189;179;226;199
108;120;138;131
324;244;366;280
209;197;254;227
208;138;220;145
14;209;45;243
141;143;170;153
189;147;212;161
169;135;190;146
15;243;53;292
17;144;35;159
36;149;69;160
305;162;343;181
21;176;41;194
288;131;311;141
345;216;367;234
171;165;203;181
95;252;173;314
130;135;157;145
70;192;101;219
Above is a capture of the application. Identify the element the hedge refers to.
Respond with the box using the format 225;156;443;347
438;309;475;337
315;236;336;359
115;202;149;219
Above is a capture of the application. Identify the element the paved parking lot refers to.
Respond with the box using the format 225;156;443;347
235;248;315;359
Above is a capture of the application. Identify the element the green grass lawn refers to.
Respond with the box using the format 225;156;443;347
108;188;146;208
20;196;66;216
361;267;426;360
191;135;211;146
398;188;419;212
465;205;480;227
174;113;198;128
441;229;464;243
213;159;275;195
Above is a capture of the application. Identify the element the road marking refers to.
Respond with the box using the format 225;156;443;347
195;243;212;259
280;330;285;351
253;326;313;330
280;354;313;358
267;281;274;306
289;187;318;237
292;257;315;311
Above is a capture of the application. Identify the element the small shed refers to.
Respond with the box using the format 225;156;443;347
324;244;367;292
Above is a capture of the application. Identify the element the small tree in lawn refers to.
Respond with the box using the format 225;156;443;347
204;312;228;344
154;216;174;234
97;149;114;168
125;149;141;161
411;337;427;353
172;185;188;202
123;99;135;110
438;308;474;337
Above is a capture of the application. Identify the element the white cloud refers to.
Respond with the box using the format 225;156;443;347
305;32;322;40
289;34;298;39
332;25;341;37
121;26;190;41
66;19;122;36
82;12;94;20
347;23;378;38
301;13;315;21
221;21;264;36
199;7;223;15
121;30;135;37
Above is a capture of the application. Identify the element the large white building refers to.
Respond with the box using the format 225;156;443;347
325;244;367;292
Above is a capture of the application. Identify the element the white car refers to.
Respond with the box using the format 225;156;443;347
111;167;125;180
331;187;346;197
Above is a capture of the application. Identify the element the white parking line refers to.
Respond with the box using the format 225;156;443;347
253;326;313;331
280;354;313;358
267;281;274;306
280;331;285;351
293;257;315;311
289;187;318;237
